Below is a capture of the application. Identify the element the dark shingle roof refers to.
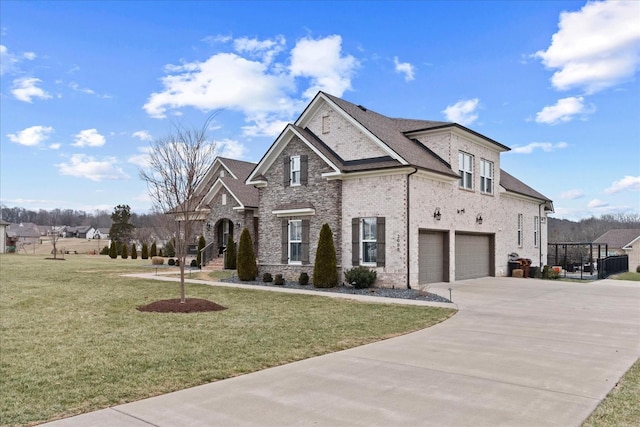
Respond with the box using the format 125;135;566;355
220;176;259;208
593;229;640;248
219;157;256;181
500;169;551;202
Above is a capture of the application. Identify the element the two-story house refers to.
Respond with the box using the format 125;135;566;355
243;92;553;288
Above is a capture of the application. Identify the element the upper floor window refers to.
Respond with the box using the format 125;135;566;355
517;214;523;247
220;170;225;177
290;156;301;186
322;115;330;134
480;159;493;194
459;151;473;190
221;193;227;205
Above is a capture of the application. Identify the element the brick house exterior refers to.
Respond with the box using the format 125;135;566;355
245;92;554;288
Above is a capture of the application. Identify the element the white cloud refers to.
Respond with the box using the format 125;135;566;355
143;34;358;137
132;130;153;141
442;98;479;125
511;141;569;154
69;82;95;95
587;199;609;208
7;125;54;146
535;1;640;94
535;96;594;124
216;138;246;159
23;51;36;60
605;175;640;194
73;129;106;147
0;45;18;75
559;189;585;200
127;147;153;169
11;77;52;102
49;143;61;150
56;154;128;181
289;35;359;99
393;57;415;81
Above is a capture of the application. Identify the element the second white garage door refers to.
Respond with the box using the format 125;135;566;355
455;233;493;280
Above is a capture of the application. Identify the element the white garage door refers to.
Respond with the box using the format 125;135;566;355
419;231;446;283
455;233;492;280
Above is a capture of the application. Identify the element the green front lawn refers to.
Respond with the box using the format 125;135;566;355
0;255;454;426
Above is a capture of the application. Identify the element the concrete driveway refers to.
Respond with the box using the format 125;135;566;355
42;277;639;427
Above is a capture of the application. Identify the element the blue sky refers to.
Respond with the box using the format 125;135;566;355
1;0;638;221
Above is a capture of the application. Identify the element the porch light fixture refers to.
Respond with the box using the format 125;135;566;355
206;222;211;231
236;221;241;229
476;214;483;225
457;208;465;214
433;208;441;221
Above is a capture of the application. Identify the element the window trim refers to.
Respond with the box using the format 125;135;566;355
352;217;385;267
480;159;493;194
360;217;377;266
517;214;523;247
458;151;474;190
288;220;302;265
290;156;301;186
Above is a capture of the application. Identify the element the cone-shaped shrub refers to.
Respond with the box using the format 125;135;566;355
224;234;237;270
131;243;138;259
121;243;128;259
196;235;206;267
313;223;338;288
237;228;257;281
141;243;149;259
164;240;175;257
109;240;117;259
150;242;157;257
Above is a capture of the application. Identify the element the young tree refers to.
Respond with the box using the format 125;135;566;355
237;228;257;280
109;204;135;247
121;243;128;259
109;240;117;259
141;243;149;259
131;243;138;259
224;234;237;270
139;116;217;303
150;242;157;257
313;223;338;288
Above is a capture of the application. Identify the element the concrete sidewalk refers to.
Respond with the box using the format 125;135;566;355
42;277;639;426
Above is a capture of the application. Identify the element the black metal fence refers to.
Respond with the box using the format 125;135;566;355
547;242;629;280
599;255;629;279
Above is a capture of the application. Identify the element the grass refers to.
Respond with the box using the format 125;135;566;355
0;254;455;426
610;271;640;281
583;358;640;427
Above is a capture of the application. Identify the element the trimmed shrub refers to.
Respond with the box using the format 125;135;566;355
141;243;149;259
237;228;257;281
636;265;640;273
151;256;164;265
168;258;175;266
274;274;285;286
542;265;559;280
121;244;128;259
100;245;110;255
298;272;309;286
109;240;117;259
164;240;175;257
224;234;237;270
262;273;273;282
158;249;163;257
196;235;206;268
150;242;157;257
344;266;377;289
313;223;338;288
190;259;197;267
131;243;138;259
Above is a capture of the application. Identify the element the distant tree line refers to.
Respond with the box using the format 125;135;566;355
548;213;640;243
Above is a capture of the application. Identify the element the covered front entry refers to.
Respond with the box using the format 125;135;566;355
418;230;449;283
216;219;234;255
455;233;494;280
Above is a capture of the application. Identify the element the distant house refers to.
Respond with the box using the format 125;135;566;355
6;223;41;249
63;225;93;238
594;229;640;272
91;228;110;240
0;219;9;253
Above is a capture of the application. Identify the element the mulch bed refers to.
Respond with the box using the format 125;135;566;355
137;298;227;313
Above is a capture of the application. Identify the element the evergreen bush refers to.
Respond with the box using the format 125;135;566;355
100;245;110;255
141;243;149;259
131;243;138;259
344;266;377;289
196;235;206;268
150;242;157;257
158;249;163;257
274;274;285;285
164;240;175;257
636;265;640;273
109;241;117;259
190;259;197;267
121;244;128;259
168;258;175;266
298;272;309;285
237;228;257;281
313;223;338;288
262;272;273;282
224;234;237;270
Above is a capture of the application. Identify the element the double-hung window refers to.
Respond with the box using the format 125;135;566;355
459;152;473;190
480;159;493;194
288;220;302;264
290;156;301;186
361;218;377;265
517;214;523;247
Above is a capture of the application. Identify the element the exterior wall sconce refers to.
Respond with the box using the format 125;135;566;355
457;208;465;214
206;222;211;231
433;208;441;220
476;214;483;224
236;221;241;229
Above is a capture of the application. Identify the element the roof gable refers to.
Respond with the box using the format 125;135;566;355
593;229;640;248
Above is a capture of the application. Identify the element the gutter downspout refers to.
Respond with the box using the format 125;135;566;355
406;168;418;289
